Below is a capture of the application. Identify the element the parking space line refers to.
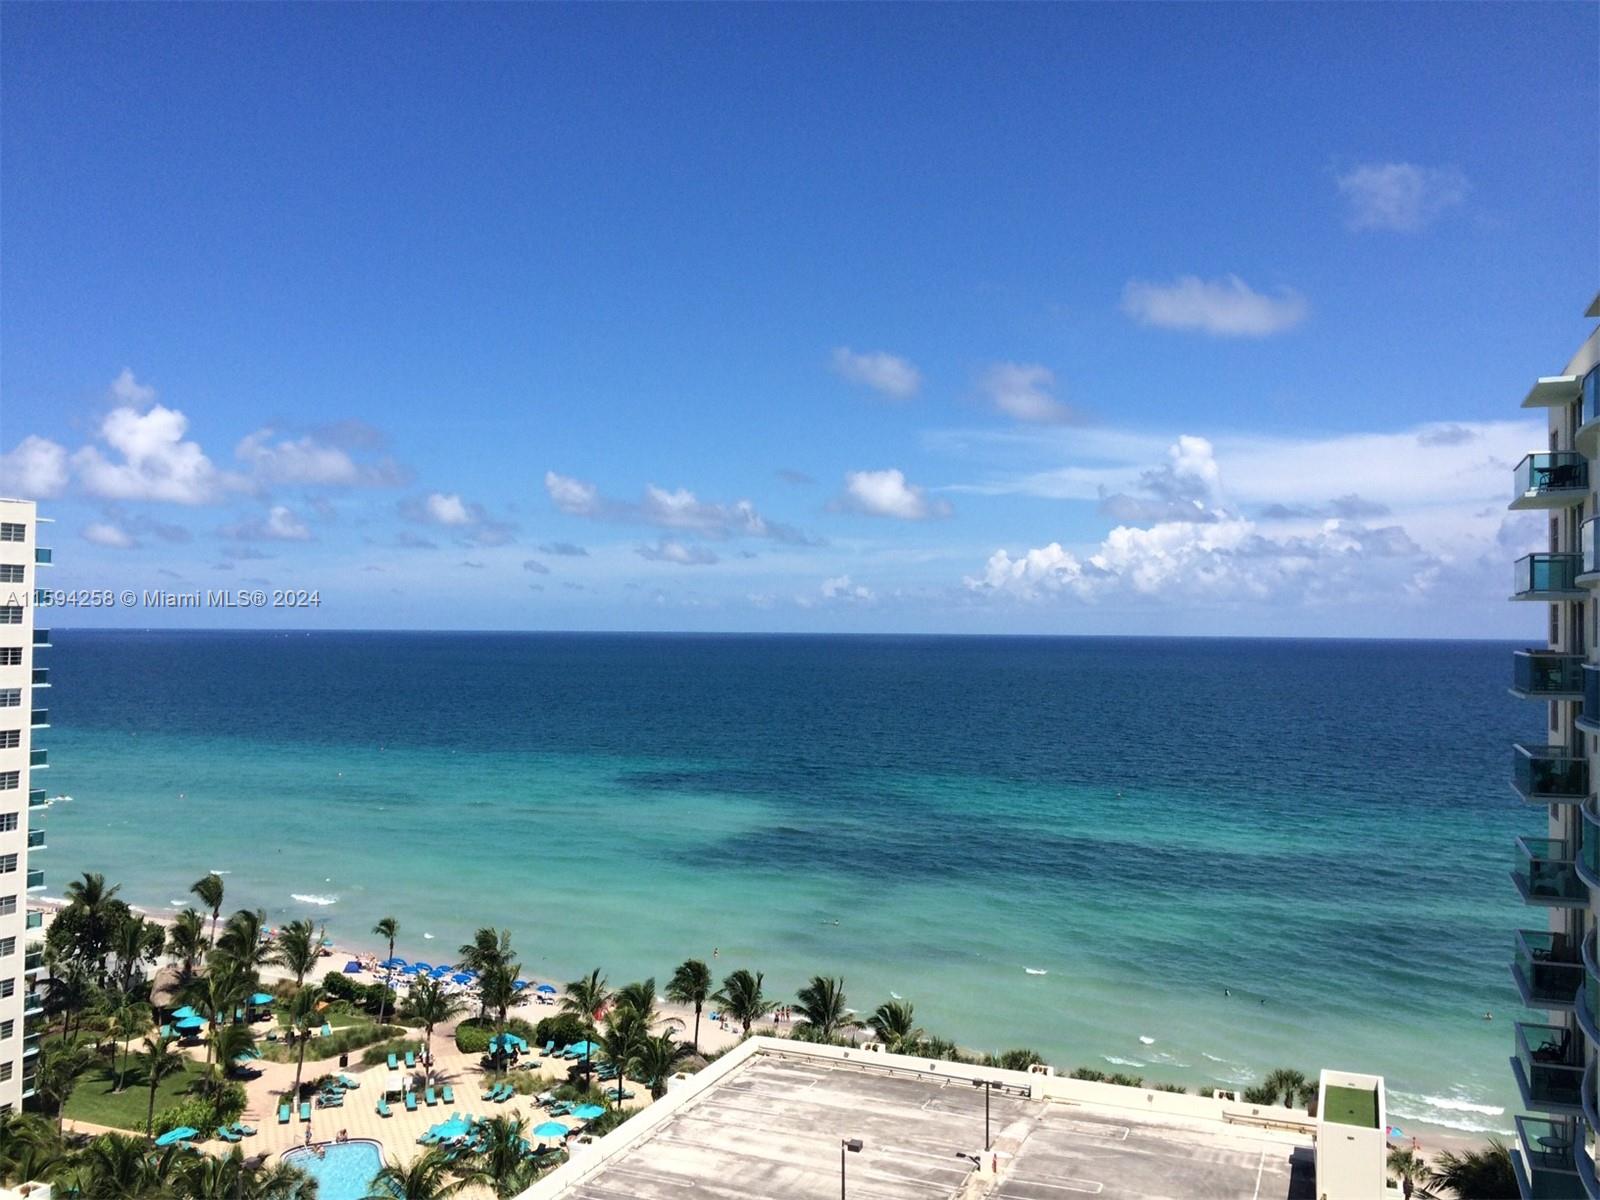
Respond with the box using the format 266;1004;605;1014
1252;1147;1266;1200
1001;1177;1105;1196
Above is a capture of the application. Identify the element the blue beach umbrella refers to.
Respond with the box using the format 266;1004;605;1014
451;972;472;984
570;1104;605;1121
249;993;274;1006
512;980;528;991
380;957;406;968
414;962;433;972
343;960;361;973
566;1041;595;1058
154;1126;198;1147
533;1121;570;1139
174;1016;206;1030
535;983;557;995
170;1006;199;1021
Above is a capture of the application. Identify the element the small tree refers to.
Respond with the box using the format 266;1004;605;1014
140;1034;186;1140
373;915;400;1028
665;959;712;1052
190;873;225;955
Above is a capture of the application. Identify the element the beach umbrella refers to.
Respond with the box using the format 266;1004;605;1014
571;1104;605;1121
153;1127;198;1147
535;983;557;995
343;960;361;973
170;1006;199;1021
566;1040;595;1058
533;1121;570;1139
451;972;472;985
174;1016;206;1031
380;957;406;968
249;992;275;1006
414;962;433;972
513;980;528;991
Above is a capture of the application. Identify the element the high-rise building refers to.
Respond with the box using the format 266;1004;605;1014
0;498;50;1114
1509;293;1600;1198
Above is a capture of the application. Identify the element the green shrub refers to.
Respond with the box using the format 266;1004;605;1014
262;1022;403;1064
149;1088;242;1137
1153;1083;1187;1094
1199;1087;1217;1099
1070;1067;1108;1082
1107;1073;1144;1088
984;1048;1045;1071
455;1024;491;1054
532;1013;588;1048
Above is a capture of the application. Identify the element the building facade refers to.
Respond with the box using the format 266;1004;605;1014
1509;294;1600;1198
0;498;49;1114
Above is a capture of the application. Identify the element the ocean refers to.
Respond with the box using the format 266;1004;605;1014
34;630;1537;1137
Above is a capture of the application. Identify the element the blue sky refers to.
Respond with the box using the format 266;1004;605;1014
2;3;1594;636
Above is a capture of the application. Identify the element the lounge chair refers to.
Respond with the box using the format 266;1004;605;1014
232;1123;257;1137
217;1127;242;1143
405;1051;417;1069
376;1097;391;1117
499;1084;515;1103
277;1102;290;1125
425;1086;438;1106
387;1052;399;1070
481;1086;496;1101
441;1085;455;1105
320;1022;333;1038
541;1039;555;1055
404;1090;418;1112
299;1102;311;1122
339;1073;360;1089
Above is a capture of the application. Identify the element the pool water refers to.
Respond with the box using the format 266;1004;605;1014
282;1139;384;1200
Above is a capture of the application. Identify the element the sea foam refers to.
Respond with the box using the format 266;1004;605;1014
291;893;338;906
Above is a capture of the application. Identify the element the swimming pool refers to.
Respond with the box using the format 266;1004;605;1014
281;1139;384;1200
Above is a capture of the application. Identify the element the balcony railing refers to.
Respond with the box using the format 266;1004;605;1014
1513;1021;1586;1112
1513;453;1589;508
26;868;43;890
1514;1115;1583;1196
24;910;41;929
1514;837;1587;907
23;951;41;972
1514;651;1586;700
1514;930;1583;1009
23;991;42;1015
1582;806;1600;889
33;547;50;565
26;829;44;849
30;708;46;727
31;667;47;687
1515;554;1584;598
28;788;44;807
29;748;46;767
1587;520;1600;579
32;628;49;647
1514;744;1588;804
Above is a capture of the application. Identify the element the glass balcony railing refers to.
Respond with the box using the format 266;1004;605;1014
26;829;43;849
30;708;46;727
31;667;47;687
33;547;50;565
1514;931;1583;1009
25;868;43;890
1514;453;1589;507
1514;1021;1586;1111
1514;744;1588;804
1514;1115;1583;1197
23;991;42;1015
1514;651;1586;699
1514;837;1587;907
1586;520;1600;578
29;748;46;767
1586;366;1600;429
1582;806;1600;888
32;628;49;647
24;910;41;929
1515;554;1584;598
23;951;41;972
28;788;44;807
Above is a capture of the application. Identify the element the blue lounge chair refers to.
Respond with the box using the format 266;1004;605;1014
320;1022;333;1038
425;1086;438;1106
376;1097;391;1117
277;1102;290;1125
299;1102;311;1122
404;1090;418;1112
405;1051;416;1069
339;1073;360;1089
441;1085;455;1104
231;1122;257;1137
387;1052;399;1070
217;1127;242;1143
541;1039;555;1055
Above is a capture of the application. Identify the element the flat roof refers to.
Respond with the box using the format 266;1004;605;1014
527;1046;1315;1200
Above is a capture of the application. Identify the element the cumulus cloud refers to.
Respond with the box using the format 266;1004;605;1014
236;428;407;487
223;504;312;542
637;538;719;565
544;472;816;544
82;521;136;548
110;367;156;406
1097;434;1225;523
834;468;951;520
522;559;551;574
1337;162;1468;232
976;363;1080;424
821;574;874;602
0;436;70;499
830;347;922;400
538;542;589;557
1120;275;1307;337
73;373;246;504
400;491;515;546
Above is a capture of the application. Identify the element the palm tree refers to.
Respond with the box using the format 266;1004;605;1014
1427;1139;1515;1200
362;1147;466;1200
598;1008;647;1105
666;959;712;1051
34;1035;93;1132
287;985;323;1101
65;871;122;980
868;999;922;1052
478;962;520;1070
273;919;320;991
110;997;153;1091
112;914;153;996
0;1111;69;1187
1388;1146;1431;1199
168;909;206;983
562;968;612;1086
211;1022;258;1102
182;958;248;1074
77;1131;172;1199
215;909;271;974
1261;1067;1310;1109
140;1034;186;1140
43;958;96;1040
460;1114;541;1199
794;975;848;1042
190;873;225;955
459;927;515;1021
614;978;658;1026
402;976;465;1066
634;1030;692;1100
373;916;399;1027
713;969;772;1035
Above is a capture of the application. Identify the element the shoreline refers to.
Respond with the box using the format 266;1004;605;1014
34;895;1497;1157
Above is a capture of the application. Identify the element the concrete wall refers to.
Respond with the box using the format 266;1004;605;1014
1315;1069;1386;1200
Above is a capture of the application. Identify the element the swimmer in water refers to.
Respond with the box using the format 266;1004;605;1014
1224;989;1230;997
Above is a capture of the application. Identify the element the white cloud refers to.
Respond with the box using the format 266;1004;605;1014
637;538;719;565
110;367;156;406
424;492;472;526
836;468;951;520
399;491;514;546
73;374;245;504
830;347;922;400
821;574;874;602
1337;162;1468;232
82;521;136;548
0;436;70;499
1120;275;1307;337
235;428;405;487
976;363;1079;424
546;471;815;544
545;471;604;516
224;504;312;542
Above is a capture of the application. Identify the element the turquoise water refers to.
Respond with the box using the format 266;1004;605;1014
35;631;1538;1137
282;1140;383;1200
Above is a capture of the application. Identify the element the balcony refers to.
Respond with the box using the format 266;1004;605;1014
31;667;47;687
1513;453;1589;510
30;708;46;728
1513;931;1583;1010
30;748;46;768
1514;651;1586;701
23;950;41;973
1581;807;1600;889
23;991;42;1015
26;829;44;850
1515;554;1586;601
33;547;50;565
1525;375;1585;409
22;1033;40;1058
1514;745;1588;805
1576;367;1600;456
1512;1021;1585;1113
33;628;49;647
1514;837;1587;908
1585;521;1600;585
1514;1115;1584;1198
24;910;41;929
26;868;43;890
28;788;43;807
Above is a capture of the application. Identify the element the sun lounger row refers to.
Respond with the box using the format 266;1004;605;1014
480;1082;515;1103
214;1121;256;1143
387;1050;422;1070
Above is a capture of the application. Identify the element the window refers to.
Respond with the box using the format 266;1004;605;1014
0;567;21;584
0;1061;12;1082
0;896;13;916
0;649;17;666
0;608;20;626
0;731;18;749
0;813;15;832
0;980;14;1000
0;1019;11;1040
0;691;19;708
0;524;23;543
0;937;12;957
0;773;18;791
0;855;16;874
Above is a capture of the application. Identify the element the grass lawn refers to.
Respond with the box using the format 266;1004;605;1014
1323;1084;1379;1128
64;1057;206;1132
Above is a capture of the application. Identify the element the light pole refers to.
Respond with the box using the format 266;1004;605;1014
840;1137;863;1198
972;1079;1004;1149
